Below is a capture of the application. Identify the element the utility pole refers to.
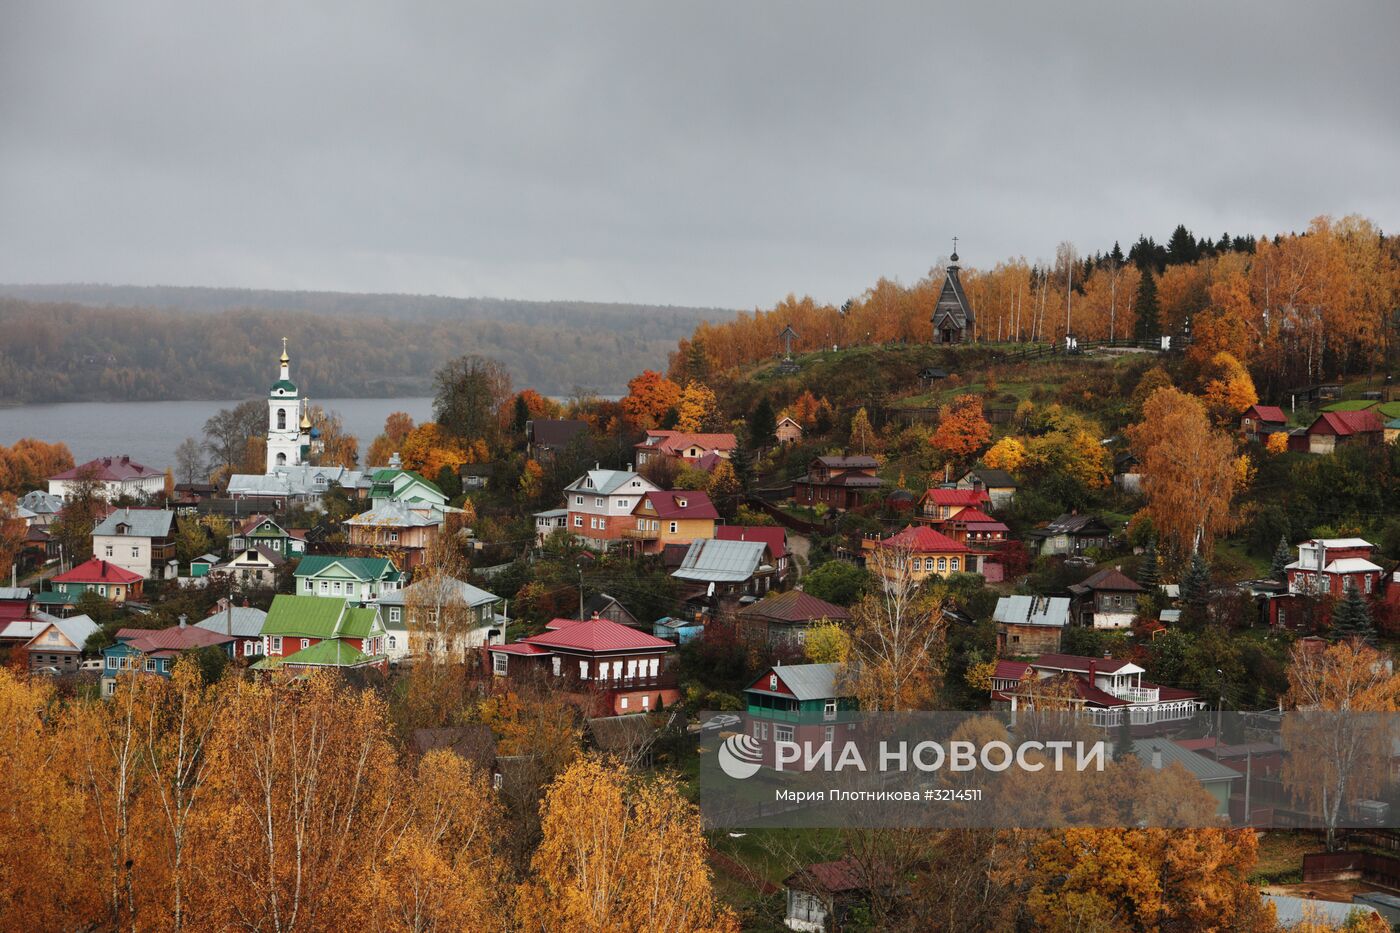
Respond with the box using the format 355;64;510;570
578;568;585;621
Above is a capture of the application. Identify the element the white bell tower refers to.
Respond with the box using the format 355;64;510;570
266;338;305;473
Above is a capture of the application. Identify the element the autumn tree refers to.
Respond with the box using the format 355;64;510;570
849;407;877;455
516;756;738;932
1199;351;1259;424
930;394;991;462
202;399;265;473
1284;640;1400;849
1127;387;1238;558
675;381;721;432
433;354;512;446
803;619;851;664
366;410;416;466
621;370;683;430
0;493;25;578
399;422;471;478
0;437;75;495
843;545;947;711
981;437;1025;473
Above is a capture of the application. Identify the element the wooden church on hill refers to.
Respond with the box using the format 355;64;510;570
931;242;975;344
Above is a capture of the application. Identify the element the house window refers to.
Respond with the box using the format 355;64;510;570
145;658;156;672
271;636;282;653
575;496;584;505
106;657;117;669
332;581;342;594
277;408;287;430
824;698;837;719
244;642;256;657
131;547;140;559
769;674;778;690
98;585;107;596
580;661;589;680
598;518;606;530
1365;575;1373;594
677;498;687;508
319;581;329;594
776;725;792;743
950;557;960;572
618;500;628;509
493;653;508;676
595;497;605;507
300;638;310;650
824;725;834;743
612;661;622;680
923;557;934;570
160;660;170;672
105;545;114;557
669;522;678;534
552;656;562;677
649;658;659;678
620;697;629;710
574;516;583;527
626;659;638;680
937;558;947;573
390;607;401;623
389;532;399;543
304;580;313;592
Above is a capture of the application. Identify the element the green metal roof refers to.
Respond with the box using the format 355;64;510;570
294;555;400;582
337;606;381;639
270;379;298;394
261;594;349;638
1380;401;1400;420
33;591;75;604
1321;399;1377;412
278;639;370;667
369;469;444;501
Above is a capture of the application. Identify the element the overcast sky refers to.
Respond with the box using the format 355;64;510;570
2;2;1397;310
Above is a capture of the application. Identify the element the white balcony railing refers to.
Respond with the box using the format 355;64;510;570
1108;685;1159;703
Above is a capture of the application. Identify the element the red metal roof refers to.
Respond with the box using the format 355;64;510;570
53;558;143;585
1032;653;1138;675
637;432;738;455
921;488;990;507
1310;410;1384;437
50;456;162;482
715;525;787;559
993;660;1029;681
488;642;552;656
739;590;850;623
523;617;673;653
880;525;967;553
952;508;997;523
641;489;720;520
1245;405;1287;423
120;625;233;653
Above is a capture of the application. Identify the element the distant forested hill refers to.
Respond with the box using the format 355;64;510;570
0;286;734;403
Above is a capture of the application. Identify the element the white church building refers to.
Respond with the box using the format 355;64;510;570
227;340;363;503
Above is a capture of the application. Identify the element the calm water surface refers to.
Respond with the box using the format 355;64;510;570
0;398;436;469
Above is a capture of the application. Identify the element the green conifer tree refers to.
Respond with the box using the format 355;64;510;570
749;396;778;449
1182;552;1211;626
1113;710;1136;763
1271;535;1293;579
1134;268;1160;340
1139;537;1160;590
1330;585;1376;645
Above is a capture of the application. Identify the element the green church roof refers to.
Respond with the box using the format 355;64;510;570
270;379;298;394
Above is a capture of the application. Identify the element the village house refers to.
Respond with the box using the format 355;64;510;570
368;467;448;508
672;537;779;601
716;525;791;586
18;490;64;527
345;499;451;569
486;617;679;716
227;464;364;506
561;467;659;550
101;623;235;696
625;489;718;555
252;594;388;673
1286;538;1384;598
736;590;850;647
0;587;33;628
633;430;738;468
744;662;858;769
1130;738;1239;818
991;654;1205;731
783;859;870;933
791;455;883;510
25;614;99;674
865;525;969;586
1303;409;1385;454
48;455;164;500
228;514;307;557
775;416;804;445
937;507;1009;562
914;486;991;524
1068;567;1145;629
526;418;589;462
293;555;402;604
377;576;508;661
581;593;640;629
193;603;268;660
212;545;286;587
51;557;144;603
532;508;569;544
91;507;175;579
1028;513;1112;557
1240;404;1288;442
994;595;1071;656
955;468;1018;510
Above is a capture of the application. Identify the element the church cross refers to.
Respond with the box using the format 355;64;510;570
951;235;958;255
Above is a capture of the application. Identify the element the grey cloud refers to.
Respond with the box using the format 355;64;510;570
2;1;1397;309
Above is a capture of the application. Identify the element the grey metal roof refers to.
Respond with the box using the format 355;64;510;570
1131;738;1240;784
345;500;442;528
672;538;768;582
764;663;842;701
30;613;98;651
93;507;174;538
379;576;501;610
993;595;1070;628
227;465;363;497
930;264;974;327
0;587;32;601
564;469;653;496
18;490;64;514
1264;895;1379;929
194;607;268;639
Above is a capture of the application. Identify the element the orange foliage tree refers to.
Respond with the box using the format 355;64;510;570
930;394;991;462
621;370;683;429
1127;387;1238;558
399;422;472;478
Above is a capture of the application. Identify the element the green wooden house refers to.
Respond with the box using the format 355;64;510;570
293;555;402;604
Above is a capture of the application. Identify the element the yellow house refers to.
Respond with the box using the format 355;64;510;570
627;490;718;555
865;525;971;585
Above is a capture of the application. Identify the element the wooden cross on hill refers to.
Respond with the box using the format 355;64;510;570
779;324;798;359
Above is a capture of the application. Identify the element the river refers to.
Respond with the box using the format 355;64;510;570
0;397;437;469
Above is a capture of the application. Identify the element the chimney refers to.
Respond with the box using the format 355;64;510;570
1151;749;1163;770
121;455;130;464
178;614;187;629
